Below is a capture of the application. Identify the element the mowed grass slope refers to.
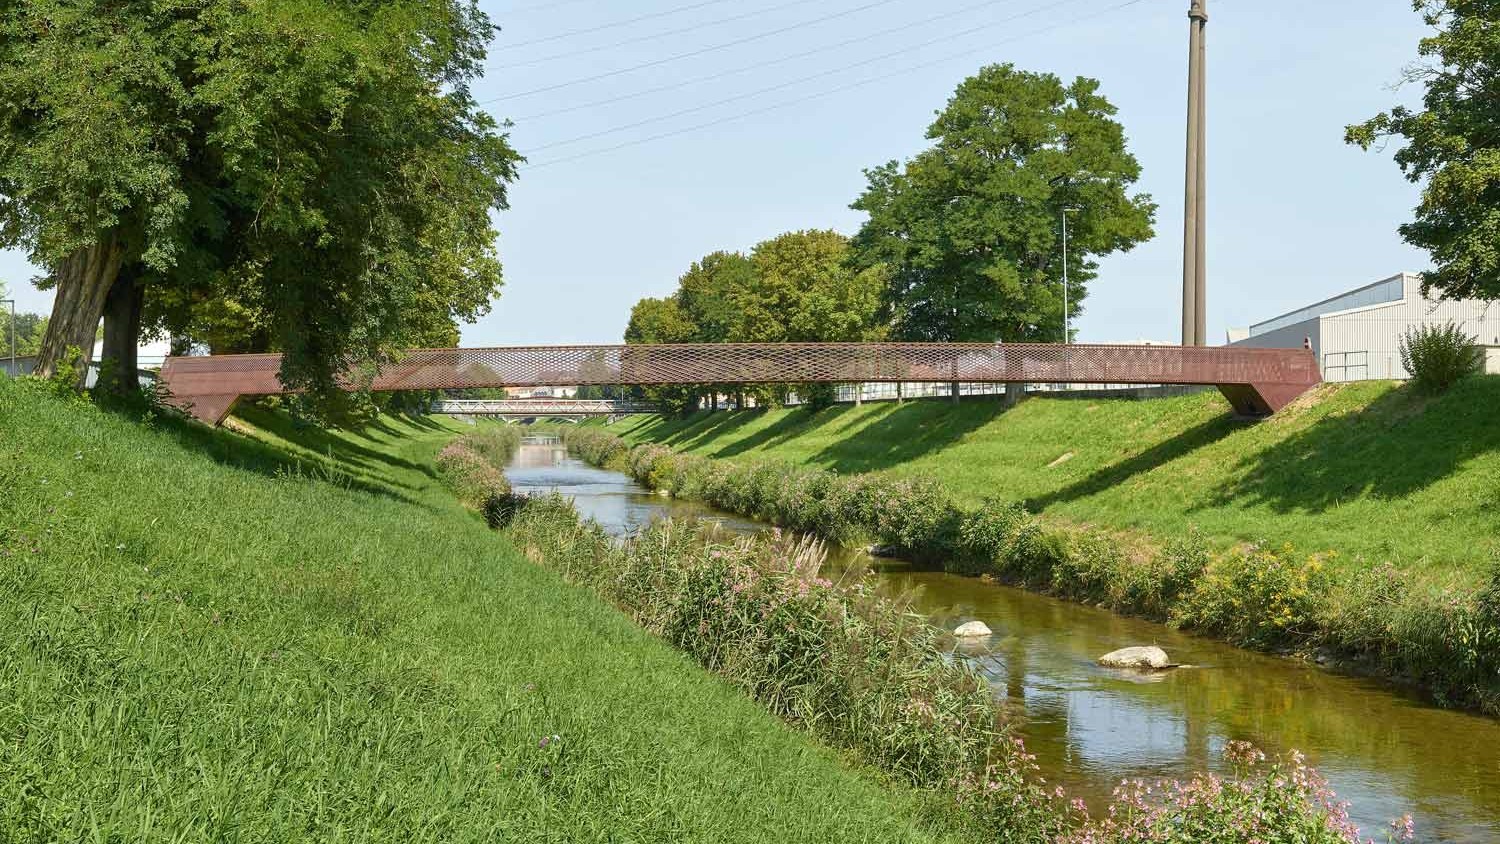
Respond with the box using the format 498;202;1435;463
609;378;1500;580
0;382;955;843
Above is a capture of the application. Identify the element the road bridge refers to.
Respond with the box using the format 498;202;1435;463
157;342;1320;426
431;398;659;421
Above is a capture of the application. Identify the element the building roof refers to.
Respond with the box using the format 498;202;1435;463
1246;273;1413;337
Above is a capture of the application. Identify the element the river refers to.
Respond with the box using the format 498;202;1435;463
506;436;1500;843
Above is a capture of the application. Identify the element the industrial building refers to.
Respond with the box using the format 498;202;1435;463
1228;272;1500;382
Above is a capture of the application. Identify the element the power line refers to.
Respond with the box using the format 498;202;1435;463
494;0;811;71
523;0;1071;153
515;0;1014;121
502;0;740;50
482;0;907;102
523;0;1149;170
496;0;596;17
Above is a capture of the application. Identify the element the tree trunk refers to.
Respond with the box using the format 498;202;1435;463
711;392;719;411
99;266;144;394
853;383;862;406
950;380;961;404
36;233;126;388
896;381;903;403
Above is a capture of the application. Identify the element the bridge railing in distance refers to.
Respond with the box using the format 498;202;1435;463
430;399;660;416
157;343;1321;426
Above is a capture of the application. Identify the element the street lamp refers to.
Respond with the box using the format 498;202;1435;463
1061;207;1080;345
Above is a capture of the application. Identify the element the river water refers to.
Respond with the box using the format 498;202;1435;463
506;437;1500;842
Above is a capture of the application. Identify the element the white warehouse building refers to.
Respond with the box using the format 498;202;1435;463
1228;272;1500;382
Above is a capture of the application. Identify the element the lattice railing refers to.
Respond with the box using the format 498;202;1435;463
157;342;1320;425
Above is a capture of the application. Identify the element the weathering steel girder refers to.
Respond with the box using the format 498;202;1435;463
156;342;1321;425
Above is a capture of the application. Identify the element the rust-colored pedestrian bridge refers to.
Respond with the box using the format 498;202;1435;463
157;342;1320;426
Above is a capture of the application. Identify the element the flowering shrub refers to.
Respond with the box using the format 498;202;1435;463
1064;742;1412;844
1173;545;1332;649
435;426;519;509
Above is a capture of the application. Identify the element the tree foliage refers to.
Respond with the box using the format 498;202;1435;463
623;231;888;412
1347;1;1500;301
0;0;519;396
851;64;1155;343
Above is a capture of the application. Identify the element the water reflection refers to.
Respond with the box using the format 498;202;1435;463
507;440;1500;843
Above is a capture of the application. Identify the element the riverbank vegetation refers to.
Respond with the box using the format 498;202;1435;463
0;380;977;842
564;419;1500;714
435;424;521;508
502;485;1405;844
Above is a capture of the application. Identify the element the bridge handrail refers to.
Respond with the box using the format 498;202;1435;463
157;342;1320;425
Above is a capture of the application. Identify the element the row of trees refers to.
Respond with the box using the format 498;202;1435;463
0;0;519;402
624;64;1158;411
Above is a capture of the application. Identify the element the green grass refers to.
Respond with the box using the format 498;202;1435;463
0;381;959;843
605;378;1500;580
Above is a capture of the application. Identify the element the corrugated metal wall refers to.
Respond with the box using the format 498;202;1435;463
1233;273;1500;382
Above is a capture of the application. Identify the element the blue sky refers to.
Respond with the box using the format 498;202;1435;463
3;0;1432;346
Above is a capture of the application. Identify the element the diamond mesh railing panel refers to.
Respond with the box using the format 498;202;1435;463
158;343;1320;424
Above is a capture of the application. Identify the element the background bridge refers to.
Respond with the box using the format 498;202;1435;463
158;342;1321;425
430;398;659;421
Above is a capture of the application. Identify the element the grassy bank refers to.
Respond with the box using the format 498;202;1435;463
0;381;966;842
564;426;1500;714
604;379;1500;581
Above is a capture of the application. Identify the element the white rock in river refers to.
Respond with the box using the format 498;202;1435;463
953;621;993;638
1098;646;1172;669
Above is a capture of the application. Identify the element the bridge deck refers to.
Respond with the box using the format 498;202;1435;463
157;342;1321;425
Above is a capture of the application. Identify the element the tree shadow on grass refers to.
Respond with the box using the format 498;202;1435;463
1024;414;1244;511
1198;377;1500;515
231;403;442;481
806;397;1011;474
122;400;459;507
633;409;765;451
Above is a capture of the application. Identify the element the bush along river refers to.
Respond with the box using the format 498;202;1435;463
506;435;1500;843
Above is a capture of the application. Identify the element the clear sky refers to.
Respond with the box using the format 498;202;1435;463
2;0;1433;346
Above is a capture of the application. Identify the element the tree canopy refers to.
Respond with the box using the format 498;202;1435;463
850;64;1155;343
0;0;519;395
1347;0;1500;301
622;230;887;412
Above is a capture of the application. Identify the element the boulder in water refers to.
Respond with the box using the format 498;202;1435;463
953;621;993;638
1098;646;1173;670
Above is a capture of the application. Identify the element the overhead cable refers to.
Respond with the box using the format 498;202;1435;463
494;0;812;70
502;0;742;50
483;0;906;102
516;0;1013;121
524;0;1073;153
522;0;1148;169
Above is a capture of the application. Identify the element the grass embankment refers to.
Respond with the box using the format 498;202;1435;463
0;381;962;842
568;382;1500;713
606;379;1500;581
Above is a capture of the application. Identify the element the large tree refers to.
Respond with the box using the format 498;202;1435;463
676;251;757;343
1347;0;1500;301
746;230;887;343
0;0;519;395
851;64;1155;344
